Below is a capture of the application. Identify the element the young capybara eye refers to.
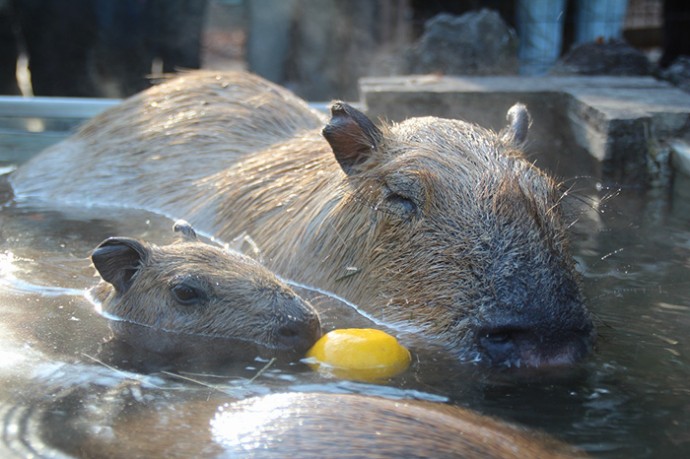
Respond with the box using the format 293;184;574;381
90;229;322;362
14;71;593;369
170;281;206;306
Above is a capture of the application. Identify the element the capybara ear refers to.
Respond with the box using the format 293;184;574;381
500;103;531;146
91;237;149;294
173;219;198;241
322;102;383;173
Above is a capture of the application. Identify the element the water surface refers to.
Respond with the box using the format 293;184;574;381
1;137;689;458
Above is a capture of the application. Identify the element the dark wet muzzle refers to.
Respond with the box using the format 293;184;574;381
272;296;322;354
477;324;594;369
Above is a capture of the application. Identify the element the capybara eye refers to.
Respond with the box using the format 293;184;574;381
382;171;424;218
171;283;204;305
386;193;417;215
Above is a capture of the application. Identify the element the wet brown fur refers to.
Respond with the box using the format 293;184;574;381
73;393;585;458
13;71;593;364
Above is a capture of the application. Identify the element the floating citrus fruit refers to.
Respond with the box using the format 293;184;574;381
305;328;411;382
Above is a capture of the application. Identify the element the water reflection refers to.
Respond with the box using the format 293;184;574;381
212;395;292;450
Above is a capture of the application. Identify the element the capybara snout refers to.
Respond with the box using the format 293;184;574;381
474;263;594;368
90;225;322;361
477;324;593;368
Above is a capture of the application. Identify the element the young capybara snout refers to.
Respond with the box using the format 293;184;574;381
13;71;594;369
90;222;322;360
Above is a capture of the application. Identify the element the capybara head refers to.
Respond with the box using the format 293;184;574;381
90;222;322;360
314;102;594;368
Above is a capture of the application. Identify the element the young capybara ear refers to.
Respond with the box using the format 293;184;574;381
173;219;198;241
500;103;531;146
322;102;383;173
91;237;149;295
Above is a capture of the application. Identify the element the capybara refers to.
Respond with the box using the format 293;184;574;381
12;71;594;368
66;392;584;458
90;221;321;364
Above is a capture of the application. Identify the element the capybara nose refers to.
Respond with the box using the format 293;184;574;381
276;318;321;353
477;325;593;369
478;328;520;365
275;304;322;354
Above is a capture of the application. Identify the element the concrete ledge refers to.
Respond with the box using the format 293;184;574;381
360;76;690;186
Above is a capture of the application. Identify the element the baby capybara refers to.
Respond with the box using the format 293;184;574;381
13;71;594;368
90;221;321;364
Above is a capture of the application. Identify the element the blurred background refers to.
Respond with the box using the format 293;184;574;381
0;0;687;101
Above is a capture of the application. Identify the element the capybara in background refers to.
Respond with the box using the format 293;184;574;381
67;392;584;458
90;221;321;366
12;71;594;368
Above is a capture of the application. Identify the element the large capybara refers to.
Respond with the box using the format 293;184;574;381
63;392;584;458
11;71;594;368
90;221;321;367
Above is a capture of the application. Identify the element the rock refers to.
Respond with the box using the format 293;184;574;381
550;39;652;76
404;10;518;75
660;56;690;93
